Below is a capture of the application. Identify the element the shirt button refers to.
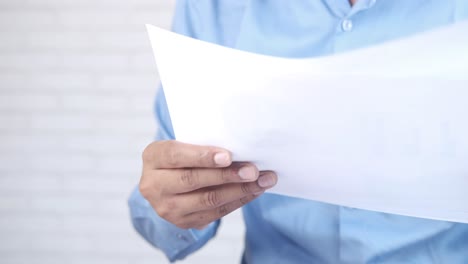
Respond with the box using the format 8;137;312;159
341;19;353;32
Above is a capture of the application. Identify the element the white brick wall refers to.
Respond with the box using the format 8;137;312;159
0;1;245;263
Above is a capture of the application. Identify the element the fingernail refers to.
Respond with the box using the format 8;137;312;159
214;152;230;166
258;173;277;188
238;166;256;180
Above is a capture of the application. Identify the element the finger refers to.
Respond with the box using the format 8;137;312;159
143;140;231;169
188;193;262;230
176;171;277;213
158;162;259;193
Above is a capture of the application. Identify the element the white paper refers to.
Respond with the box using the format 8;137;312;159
147;21;468;223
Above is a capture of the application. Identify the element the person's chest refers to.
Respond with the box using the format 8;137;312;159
192;0;468;57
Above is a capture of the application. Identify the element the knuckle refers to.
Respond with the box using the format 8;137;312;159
219;167;233;183
197;148;212;164
155;204;171;220
240;195;254;205
167;148;183;167
155;200;177;220
160;140;176;151
217;204;230;216
180;169;199;189
181;222;194;230
240;182;253;194
142;142;157;164
173;219;193;230
139;170;163;197
164;198;178;211
156;140;181;167
138;180;153;199
196;213;207;223
173;221;187;229
201;190;221;208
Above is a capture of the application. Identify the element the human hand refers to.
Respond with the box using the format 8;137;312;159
139;140;277;230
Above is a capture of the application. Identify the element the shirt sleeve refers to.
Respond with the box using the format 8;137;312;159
128;0;221;261
128;187;220;262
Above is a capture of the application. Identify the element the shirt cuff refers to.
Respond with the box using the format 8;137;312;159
128;187;220;262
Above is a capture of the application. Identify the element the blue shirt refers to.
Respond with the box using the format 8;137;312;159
129;1;468;263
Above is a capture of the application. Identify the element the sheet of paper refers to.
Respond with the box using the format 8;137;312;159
147;21;468;223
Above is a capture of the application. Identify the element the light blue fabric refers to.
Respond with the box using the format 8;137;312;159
129;0;468;263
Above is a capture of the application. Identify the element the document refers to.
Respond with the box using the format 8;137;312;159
147;21;468;223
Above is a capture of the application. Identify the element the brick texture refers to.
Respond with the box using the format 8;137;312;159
0;1;245;263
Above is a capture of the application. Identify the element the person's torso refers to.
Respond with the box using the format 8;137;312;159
168;1;468;263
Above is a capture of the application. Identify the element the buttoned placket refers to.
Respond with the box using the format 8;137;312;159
331;1;379;262
335;0;378;33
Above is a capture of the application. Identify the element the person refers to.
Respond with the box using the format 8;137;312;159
129;1;468;263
